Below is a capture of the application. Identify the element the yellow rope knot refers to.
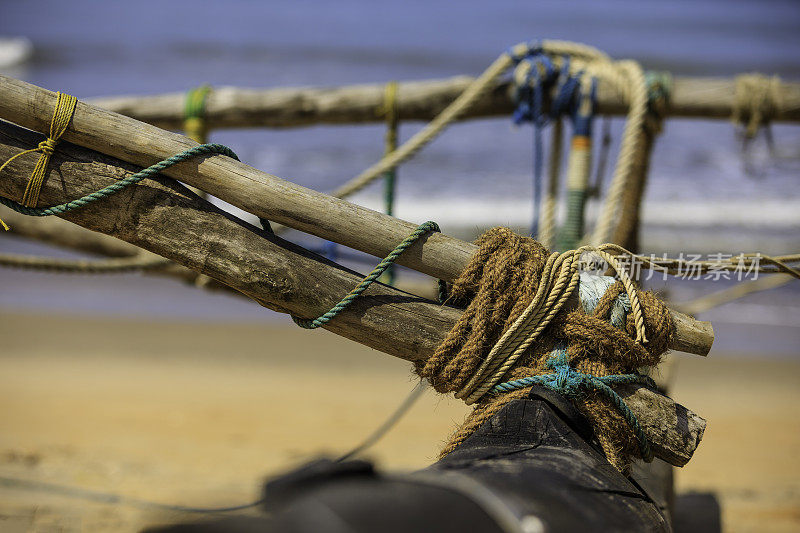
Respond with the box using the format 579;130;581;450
0;92;78;229
37;138;58;156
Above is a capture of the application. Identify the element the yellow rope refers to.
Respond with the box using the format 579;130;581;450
0;92;77;210
0;92;77;230
537;117;562;249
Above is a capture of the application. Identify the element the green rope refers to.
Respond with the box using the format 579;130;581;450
0;143;237;217
492;348;655;462
184;85;212;144
292;221;443;329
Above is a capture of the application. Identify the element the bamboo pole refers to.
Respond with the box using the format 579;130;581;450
0;119;705;466
87;75;800;130
0;74;713;356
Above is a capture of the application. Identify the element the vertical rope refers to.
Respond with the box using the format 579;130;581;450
588;61;648;245
537;117;562;249
379;81;400;286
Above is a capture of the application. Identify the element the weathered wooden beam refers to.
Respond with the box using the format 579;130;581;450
0;118;705;467
87;75;800;130
0;207;228;287
0;75;715;356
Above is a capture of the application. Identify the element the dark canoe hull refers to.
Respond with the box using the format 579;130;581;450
148;386;672;532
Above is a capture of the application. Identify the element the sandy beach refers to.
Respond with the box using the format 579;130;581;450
0;310;798;532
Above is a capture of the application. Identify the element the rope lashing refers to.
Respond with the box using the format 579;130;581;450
416;228;675;468
732;73;783;139
0;92;78;229
0;143;238;218
291;221;444;329
492;347;655;461
378;81;400;286
329;39;652;250
559;75;597;251
645;71;672;124
455;244;648;405
0;252;169;273
510;47;556;238
184;85;212;144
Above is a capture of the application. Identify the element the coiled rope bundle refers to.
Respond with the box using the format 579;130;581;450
415;227;674;471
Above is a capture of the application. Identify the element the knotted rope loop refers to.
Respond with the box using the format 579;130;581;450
0;92;78;216
732;73;783;139
37;138;57;156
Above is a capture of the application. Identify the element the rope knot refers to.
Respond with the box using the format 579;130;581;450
732;73;783;139
37;138;57;156
417;227;674;470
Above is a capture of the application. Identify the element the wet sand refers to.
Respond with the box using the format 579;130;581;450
0;310;798;532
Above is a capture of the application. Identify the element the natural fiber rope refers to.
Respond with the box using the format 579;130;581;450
330;47;519;199
536;114;562;249
732;73;783;139
0;252;169;273
585;60;648;245
457;244;648;404
417;227;675;470
0;92;78;223
330;40;609;200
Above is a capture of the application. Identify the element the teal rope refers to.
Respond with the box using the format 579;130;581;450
0;143;238;216
491;348;655;461
645;71;672;115
293;221;443;329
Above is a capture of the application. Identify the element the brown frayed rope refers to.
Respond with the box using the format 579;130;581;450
415;227;674;471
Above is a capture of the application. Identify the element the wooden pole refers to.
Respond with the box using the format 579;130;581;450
0;119;705;466
0;207;237;289
0;74;713;356
87;75;800;130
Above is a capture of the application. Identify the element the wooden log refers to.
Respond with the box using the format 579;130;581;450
86;75;800;130
0;207;231;288
1;206;148;258
0;75;715;356
0;118;705;467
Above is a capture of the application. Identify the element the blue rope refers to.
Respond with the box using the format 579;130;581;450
511;50;591;239
0;144;238;216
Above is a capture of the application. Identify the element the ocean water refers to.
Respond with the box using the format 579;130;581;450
0;0;798;354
